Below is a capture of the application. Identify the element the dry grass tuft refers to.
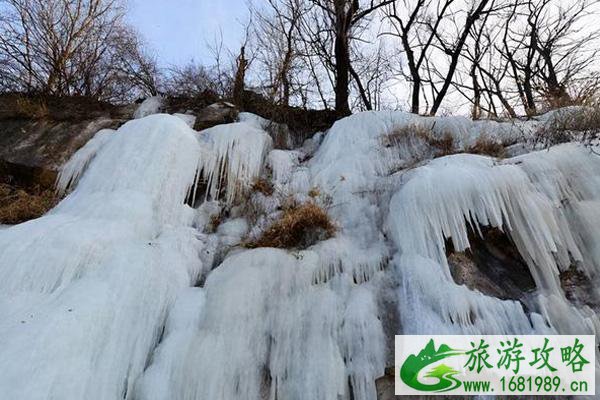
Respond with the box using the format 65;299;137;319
206;213;223;233
382;124;456;157
308;186;320;198
251;177;274;196
246;202;335;249
384;124;509;159
467;136;506;158
15;96;49;119
0;183;57;224
427;132;455;156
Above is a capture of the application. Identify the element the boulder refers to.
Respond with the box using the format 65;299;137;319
194;102;239;131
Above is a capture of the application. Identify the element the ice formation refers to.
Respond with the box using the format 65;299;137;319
0;115;206;399
0;107;599;399
138;249;384;400
198;122;272;204
134;96;164;119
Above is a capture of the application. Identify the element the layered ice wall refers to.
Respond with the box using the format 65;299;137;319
0;114;273;399
388;144;600;330
1;108;599;399
0;115;206;399
138;249;384;400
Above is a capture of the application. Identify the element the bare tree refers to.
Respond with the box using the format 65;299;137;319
349;40;394;110
386;0;498;115
449;4;518;118
490;0;600;115
526;0;599;109
253;0;310;106
0;0;159;101
164;63;219;97
304;0;394;116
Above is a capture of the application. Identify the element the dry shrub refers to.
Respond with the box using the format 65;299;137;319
467;136;506;158
251;177;274;196
206;213;223;233
246;202;335;249
382;124;456;157
427;133;455;156
534;104;600;148
15;96;49;119
0;183;57;224
308;187;320;198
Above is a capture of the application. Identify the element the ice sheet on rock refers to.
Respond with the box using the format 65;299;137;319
0;114;207;400
307;112;400;288
136;248;385;400
512;143;600;203
57;128;114;194
511;144;600;279
216;217;249;247
199;122;272;204
386;144;600;342
311;236;389;285
534;105;590;123
393;254;545;335
133;288;206;400
3;107;600;400
267;149;300;186
173;113;197;128
566;201;600;279
238;111;272;130
57;115;204;226
238;112;295;148
310;111;537;195
288;166;312;194
134;96;164;119
535;292;599;335
387;153;583;295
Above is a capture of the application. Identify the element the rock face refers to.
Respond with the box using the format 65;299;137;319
194;102;239;131
447;227;536;301
0;94;131;188
0;118;123;187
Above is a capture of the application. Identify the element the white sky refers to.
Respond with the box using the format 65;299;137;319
127;0;249;67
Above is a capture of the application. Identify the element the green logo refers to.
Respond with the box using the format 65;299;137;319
400;339;464;392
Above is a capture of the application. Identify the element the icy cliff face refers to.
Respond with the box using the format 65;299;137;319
0;110;598;399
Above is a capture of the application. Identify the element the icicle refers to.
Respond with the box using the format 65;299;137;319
56;128;114;195
393;254;546;335
387;153;580;295
311;236;389;285
267;149;300;186
135;248;385;400
199;122;272;204
386;143;600;343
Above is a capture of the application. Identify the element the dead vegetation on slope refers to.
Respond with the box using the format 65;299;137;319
467;135;507;158
0;183;57;224
383;124;507;159
534;105;600;148
251;177;274;196
245;202;335;249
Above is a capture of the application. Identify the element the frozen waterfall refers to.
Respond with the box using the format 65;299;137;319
0;109;598;399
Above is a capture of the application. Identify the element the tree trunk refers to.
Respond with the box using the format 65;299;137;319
470;63;481;119
334;28;352;117
233;46;248;107
410;77;421;114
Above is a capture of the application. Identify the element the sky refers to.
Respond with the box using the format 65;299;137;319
126;0;249;67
